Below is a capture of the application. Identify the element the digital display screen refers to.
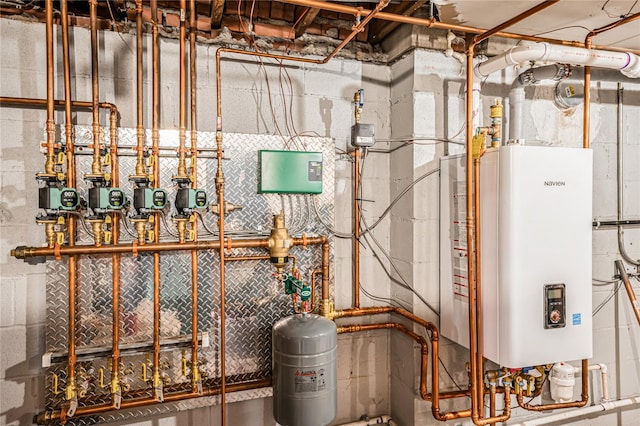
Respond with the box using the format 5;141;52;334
548;288;563;299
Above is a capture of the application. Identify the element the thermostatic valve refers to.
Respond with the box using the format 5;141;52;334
268;213;292;273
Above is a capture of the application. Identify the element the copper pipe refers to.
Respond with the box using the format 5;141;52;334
616;260;640;326
353;148;361;308
474;157;483;411
322;0;390;64
176;0;188;179
472;0;560;45
13;237;285;258
464;44;480;423
134;0;145;177
34;378;272;424
280;0;638;53
150;0;163;401
0;97;119;117
581;13;640;150
108;78;122;406
335;306;471;420
225;255;270;262
58;0;78;411
463;3;560;424
489;386;496;418
43;0;55;177
188;0;200;394
89;0;103;178
516;359;589;411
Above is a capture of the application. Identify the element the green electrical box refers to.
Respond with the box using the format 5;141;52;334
258;150;323;194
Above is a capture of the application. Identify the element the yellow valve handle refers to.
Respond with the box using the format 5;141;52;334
56;232;65;245
148;175;154;183
146;230;154;242
148;215;155;224
52;373;61;395
57;172;66;182
472;133;485;160
104;173;112;182
57;216;65;225
103;154;111;165
187;230;195;241
148;156;155;167
104;215;112;224
181;353;187;377
104;231;112;244
57;152;66;165
98;368;106;389
189;214;196;223
141;363;148;382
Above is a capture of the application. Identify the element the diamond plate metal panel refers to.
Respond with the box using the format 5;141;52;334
46;126;335;423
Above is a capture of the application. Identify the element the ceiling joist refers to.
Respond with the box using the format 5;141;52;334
368;0;427;43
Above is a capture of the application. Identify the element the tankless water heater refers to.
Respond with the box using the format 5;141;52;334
440;145;593;368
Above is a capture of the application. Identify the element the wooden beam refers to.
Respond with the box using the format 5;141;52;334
294;1;325;38
210;0;225;29
368;0;427;43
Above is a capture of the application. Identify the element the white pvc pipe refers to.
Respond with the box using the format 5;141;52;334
511;396;640;426
337;415;393;426
574;363;610;402
474;42;640;79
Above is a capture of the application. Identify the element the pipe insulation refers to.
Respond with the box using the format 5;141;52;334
511;396;640;426
475;42;640;79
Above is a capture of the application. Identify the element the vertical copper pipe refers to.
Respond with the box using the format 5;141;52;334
89;0;103;177
464;3;560;423
150;0;163;401
109;108;122;406
175;0;188;179
216;151;226;425
464;45;479;420
44;0;56;176
134;0;145;177
583;41;592;150
474;158;484;410
353;148;361;308
58;0;77;408
189;0;200;393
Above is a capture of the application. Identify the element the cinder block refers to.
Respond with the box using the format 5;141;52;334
0;276;15;327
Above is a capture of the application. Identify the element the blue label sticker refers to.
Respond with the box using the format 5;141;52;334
572;313;581;326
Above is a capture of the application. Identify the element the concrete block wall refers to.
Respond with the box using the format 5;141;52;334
0;18;391;425
2;16;639;426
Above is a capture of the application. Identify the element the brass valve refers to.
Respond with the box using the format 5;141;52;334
132;218;148;244
174;217;189;243
320;299;337;320
43;221;57;248
87;219;104;247
268;213;292;274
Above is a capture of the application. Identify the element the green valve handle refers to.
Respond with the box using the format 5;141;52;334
283;275;311;302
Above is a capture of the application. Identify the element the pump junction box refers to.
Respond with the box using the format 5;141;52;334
258;150;323;194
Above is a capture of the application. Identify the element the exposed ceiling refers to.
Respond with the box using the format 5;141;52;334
0;1;638;53
436;0;640;50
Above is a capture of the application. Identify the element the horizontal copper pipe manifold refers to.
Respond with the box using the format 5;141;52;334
12;236;327;260
34;377;272;425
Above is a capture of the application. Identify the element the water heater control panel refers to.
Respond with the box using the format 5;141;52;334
544;284;566;329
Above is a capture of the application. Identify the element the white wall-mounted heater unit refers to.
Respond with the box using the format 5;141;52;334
440;145;593;368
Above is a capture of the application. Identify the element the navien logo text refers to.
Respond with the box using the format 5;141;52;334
544;181;566;187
